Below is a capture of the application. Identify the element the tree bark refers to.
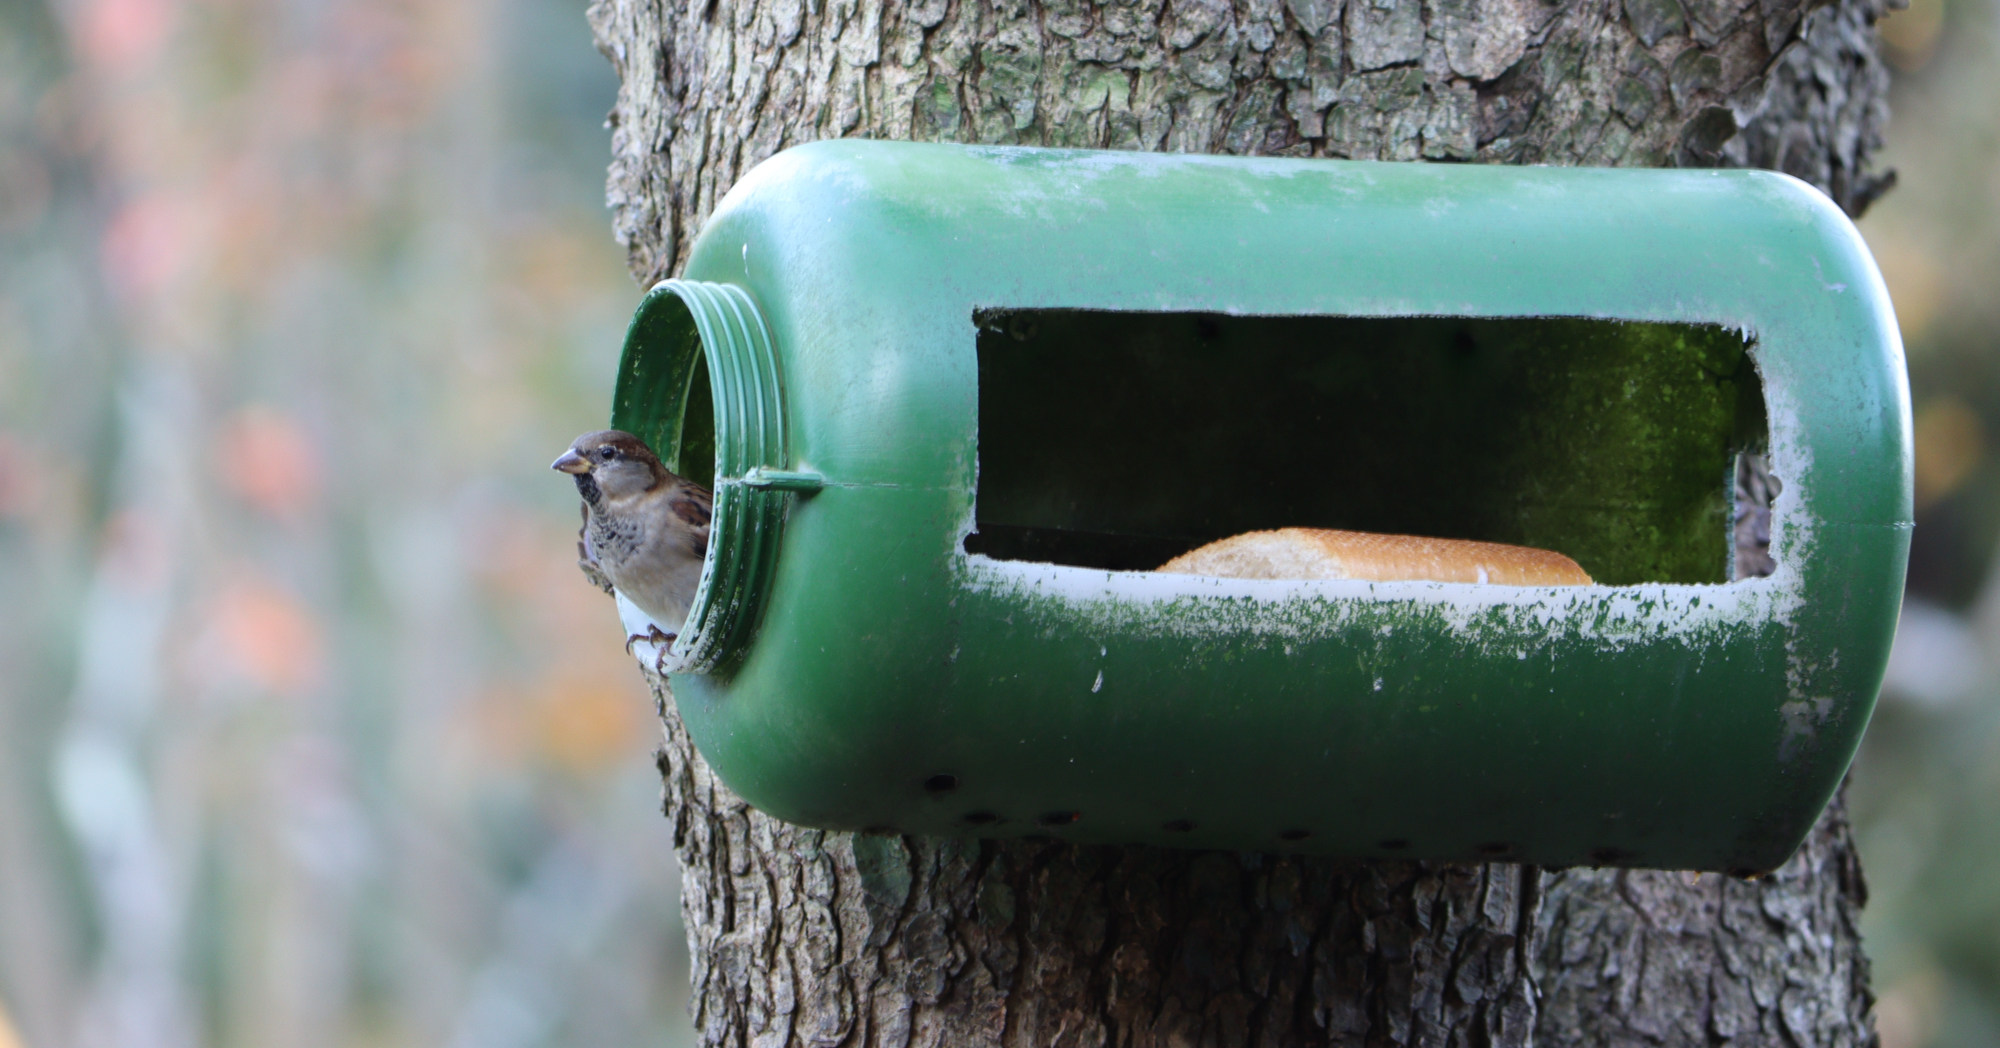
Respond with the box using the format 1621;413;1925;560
584;0;1893;1039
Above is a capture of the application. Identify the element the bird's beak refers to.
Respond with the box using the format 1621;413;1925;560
551;449;589;474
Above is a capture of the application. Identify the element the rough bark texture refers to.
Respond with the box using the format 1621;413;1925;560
587;0;1895;289
584;0;1892;1039
644;691;1872;1047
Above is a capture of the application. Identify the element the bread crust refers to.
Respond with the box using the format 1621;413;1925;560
1157;527;1594;585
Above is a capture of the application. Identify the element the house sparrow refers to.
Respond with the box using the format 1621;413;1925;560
552;430;712;664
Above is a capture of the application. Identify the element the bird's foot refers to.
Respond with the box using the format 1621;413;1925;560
624;624;676;656
650;631;680;675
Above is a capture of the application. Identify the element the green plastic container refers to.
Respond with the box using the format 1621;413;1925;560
608;141;1909;872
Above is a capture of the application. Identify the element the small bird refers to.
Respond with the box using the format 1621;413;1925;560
552;430;712;664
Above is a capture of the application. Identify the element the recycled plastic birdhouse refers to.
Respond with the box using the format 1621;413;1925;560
607;141;1910;873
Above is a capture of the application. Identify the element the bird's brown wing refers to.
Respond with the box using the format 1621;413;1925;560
669;484;712;558
576;502;615;595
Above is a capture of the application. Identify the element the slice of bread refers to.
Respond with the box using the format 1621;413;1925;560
1157;527;1594;585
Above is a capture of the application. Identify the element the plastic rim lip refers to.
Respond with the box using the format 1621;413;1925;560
611;279;792;674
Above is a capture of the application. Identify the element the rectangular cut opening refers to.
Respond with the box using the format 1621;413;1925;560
968;310;1768;586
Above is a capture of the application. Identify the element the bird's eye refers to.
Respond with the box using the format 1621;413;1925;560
598;446;619;461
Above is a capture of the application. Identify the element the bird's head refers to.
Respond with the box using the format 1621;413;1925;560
552;430;667;502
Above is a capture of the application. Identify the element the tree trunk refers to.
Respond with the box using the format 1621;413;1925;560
583;0;1893;1039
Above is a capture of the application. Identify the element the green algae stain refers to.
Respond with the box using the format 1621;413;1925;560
1471;319;1759;584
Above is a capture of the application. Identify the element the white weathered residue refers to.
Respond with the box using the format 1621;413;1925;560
961;552;1801;657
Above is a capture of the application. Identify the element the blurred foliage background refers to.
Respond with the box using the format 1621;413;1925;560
0;0;1994;1039
0;0;693;1041
1853;0;2000;1045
